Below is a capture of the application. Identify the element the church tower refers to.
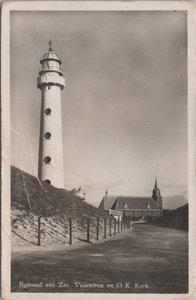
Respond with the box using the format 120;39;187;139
152;178;162;209
37;41;65;188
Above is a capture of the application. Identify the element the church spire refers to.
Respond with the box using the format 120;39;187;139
152;177;162;206
154;177;158;189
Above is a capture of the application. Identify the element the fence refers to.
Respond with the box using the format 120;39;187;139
36;215;132;247
145;213;188;231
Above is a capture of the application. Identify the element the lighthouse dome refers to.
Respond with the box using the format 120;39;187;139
40;41;62;64
40;50;62;64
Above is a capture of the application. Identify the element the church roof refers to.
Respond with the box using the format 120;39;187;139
99;195;159;210
99;195;118;210
112;196;159;209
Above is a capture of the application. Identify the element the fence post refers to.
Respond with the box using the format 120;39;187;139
121;219;123;232
109;218;112;236
96;217;99;240
38;215;41;246
118;218;120;233
124;217;126;231
87;218;90;242
69;218;72;245
104;218;107;238
114;218;116;235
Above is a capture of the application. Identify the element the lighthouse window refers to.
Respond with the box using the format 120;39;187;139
45;179;51;184
44;132;51;139
44;156;51;164
45;108;51;115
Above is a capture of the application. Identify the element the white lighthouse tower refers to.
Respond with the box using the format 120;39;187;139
37;41;65;188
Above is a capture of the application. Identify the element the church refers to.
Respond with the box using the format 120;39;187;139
99;179;163;219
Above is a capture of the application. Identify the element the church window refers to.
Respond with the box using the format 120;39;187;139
44;156;51;164
123;202;128;209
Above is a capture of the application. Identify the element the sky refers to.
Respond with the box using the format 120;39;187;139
10;11;187;209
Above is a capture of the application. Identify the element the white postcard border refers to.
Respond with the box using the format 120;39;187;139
1;1;195;300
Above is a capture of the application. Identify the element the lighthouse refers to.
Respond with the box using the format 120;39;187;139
37;41;65;188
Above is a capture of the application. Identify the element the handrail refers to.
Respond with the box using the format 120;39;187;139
39;66;63;73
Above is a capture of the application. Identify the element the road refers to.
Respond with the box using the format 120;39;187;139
11;223;188;293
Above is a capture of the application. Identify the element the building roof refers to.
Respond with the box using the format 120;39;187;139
112;196;159;209
99;195;118;210
99;195;159;210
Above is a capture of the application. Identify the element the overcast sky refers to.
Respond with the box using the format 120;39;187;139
10;11;187;208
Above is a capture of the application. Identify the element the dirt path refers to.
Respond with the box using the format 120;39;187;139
11;223;188;293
